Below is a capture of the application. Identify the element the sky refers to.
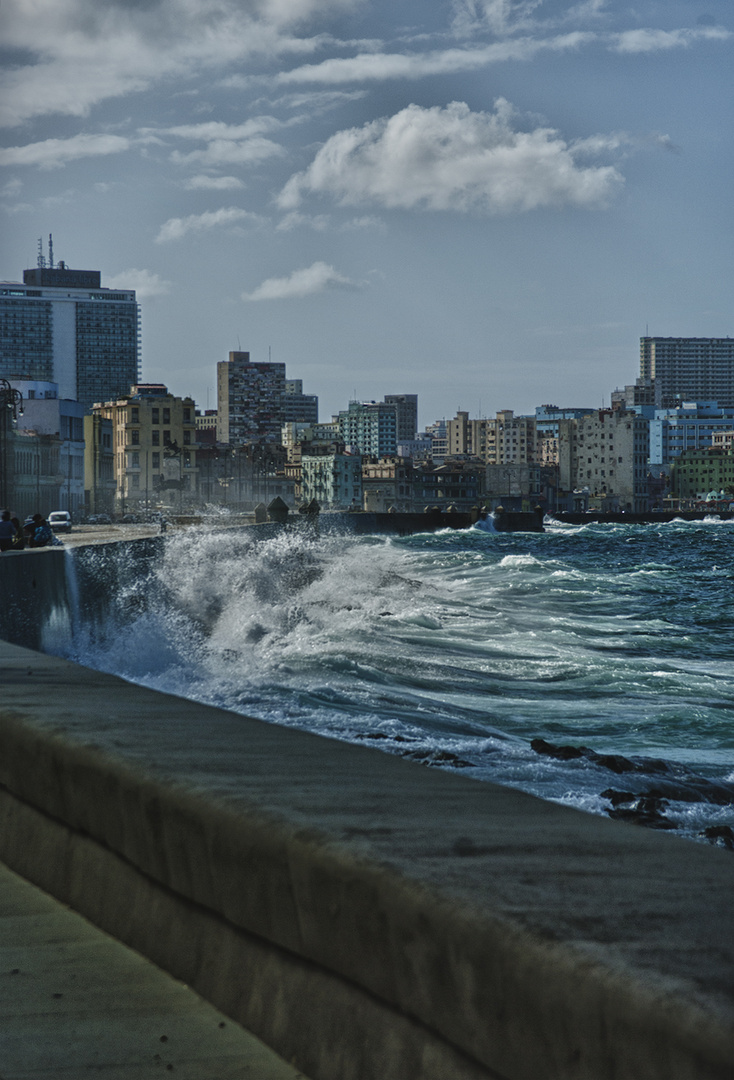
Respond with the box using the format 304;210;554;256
1;0;732;428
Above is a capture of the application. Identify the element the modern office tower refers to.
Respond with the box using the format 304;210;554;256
335;400;398;457
639;337;734;409
217;351;287;445
0;244;140;412
283;379;318;425
383;394;418;442
93;384;198;511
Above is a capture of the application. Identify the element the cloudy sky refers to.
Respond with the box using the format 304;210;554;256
1;0;732;427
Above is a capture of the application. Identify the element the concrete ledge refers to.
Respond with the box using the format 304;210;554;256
0;641;733;1080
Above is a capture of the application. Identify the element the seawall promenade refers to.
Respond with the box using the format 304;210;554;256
0;537;733;1079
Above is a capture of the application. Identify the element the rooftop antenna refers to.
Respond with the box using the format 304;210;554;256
48;233;54;269
268;345;271;362
37;238;45;269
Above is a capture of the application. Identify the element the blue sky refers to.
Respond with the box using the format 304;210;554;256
1;0;732;427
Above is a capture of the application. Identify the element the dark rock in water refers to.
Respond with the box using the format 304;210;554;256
530;738;587;760
601;788;637;807
607;794;676;830
702;825;734;851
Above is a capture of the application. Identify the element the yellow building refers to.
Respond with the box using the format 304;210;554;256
93;384;198;513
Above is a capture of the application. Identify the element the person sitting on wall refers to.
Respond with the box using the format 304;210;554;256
29;514;53;548
10;517;26;550
0;510;17;552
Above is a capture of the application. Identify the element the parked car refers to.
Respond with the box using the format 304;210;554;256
48;511;72;533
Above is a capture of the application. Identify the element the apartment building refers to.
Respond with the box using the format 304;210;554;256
93;383;198;511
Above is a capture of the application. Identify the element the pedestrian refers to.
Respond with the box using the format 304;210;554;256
0;510;17;552
29;514;53;548
10;517;26;550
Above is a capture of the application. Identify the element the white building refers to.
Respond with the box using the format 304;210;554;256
0;245;140;412
11;380;86;514
301;451;362;508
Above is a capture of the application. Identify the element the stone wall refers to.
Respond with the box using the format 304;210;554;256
0;548;733;1079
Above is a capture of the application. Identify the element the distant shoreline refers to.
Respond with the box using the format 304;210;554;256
550;510;734;525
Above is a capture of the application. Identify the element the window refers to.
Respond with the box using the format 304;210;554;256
131;430;140;445
152;408;159;424
183;408;191;423
152;452;160;468
163;408;171;424
164;430;171;445
152;430;160;446
131;407;139;423
183;430;191;445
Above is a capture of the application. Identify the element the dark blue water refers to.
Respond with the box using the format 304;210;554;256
60;517;734;845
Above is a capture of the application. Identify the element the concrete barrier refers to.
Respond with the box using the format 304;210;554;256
0;548;733;1080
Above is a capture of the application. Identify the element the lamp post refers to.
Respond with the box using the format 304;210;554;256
0;379;23;509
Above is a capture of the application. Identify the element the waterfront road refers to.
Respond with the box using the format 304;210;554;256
0;860;310;1079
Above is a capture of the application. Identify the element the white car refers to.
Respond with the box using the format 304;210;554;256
48;511;72;533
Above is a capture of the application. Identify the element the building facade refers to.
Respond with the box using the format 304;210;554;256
301;450;363;508
639;337;734;409
573;409;650;512
1;252;140;412
336;401;398;458
670;447;734;502
10;380;86;514
217;351;287;445
283;379;318;425
93;384;198;512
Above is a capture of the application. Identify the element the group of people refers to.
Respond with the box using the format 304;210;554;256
0;511;55;552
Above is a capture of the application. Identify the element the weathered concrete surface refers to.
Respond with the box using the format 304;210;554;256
0;860;310;1078
0;640;732;1080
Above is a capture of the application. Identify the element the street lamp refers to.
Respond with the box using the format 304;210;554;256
0;379;23;509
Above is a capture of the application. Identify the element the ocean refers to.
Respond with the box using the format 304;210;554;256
59;517;734;846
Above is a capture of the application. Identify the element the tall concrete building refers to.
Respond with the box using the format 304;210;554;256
563;409;649;512
0;245;140;412
384;394;418;442
283;379;318;425
640;337;734;409
217;351;286;445
335;400;398;458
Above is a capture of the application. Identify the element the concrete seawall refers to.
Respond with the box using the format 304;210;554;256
0;543;733;1079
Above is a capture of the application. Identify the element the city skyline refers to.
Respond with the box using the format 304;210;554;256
1;0;732;427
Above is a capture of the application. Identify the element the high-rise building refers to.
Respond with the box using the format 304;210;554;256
383;394;418;442
0;244;140;412
639;337;734;409
283;379;318;425
335;400;398;458
217;351;286;445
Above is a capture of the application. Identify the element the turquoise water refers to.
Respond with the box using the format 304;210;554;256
63;517;734;843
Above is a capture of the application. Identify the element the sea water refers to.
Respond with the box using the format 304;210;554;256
59;517;734;844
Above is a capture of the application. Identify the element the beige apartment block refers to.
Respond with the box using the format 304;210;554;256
93;384;198;513
573;409;649;511
446;410;537;464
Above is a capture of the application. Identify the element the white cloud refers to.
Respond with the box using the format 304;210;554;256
0;0;361;127
0;134;130;169
183;175;246;191
276;35;591;85
156;207;265;243
242;260;358;300
612;26;731;54
0;178;22;198
106;268;171;299
170;138;285;168
279;100;624;215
